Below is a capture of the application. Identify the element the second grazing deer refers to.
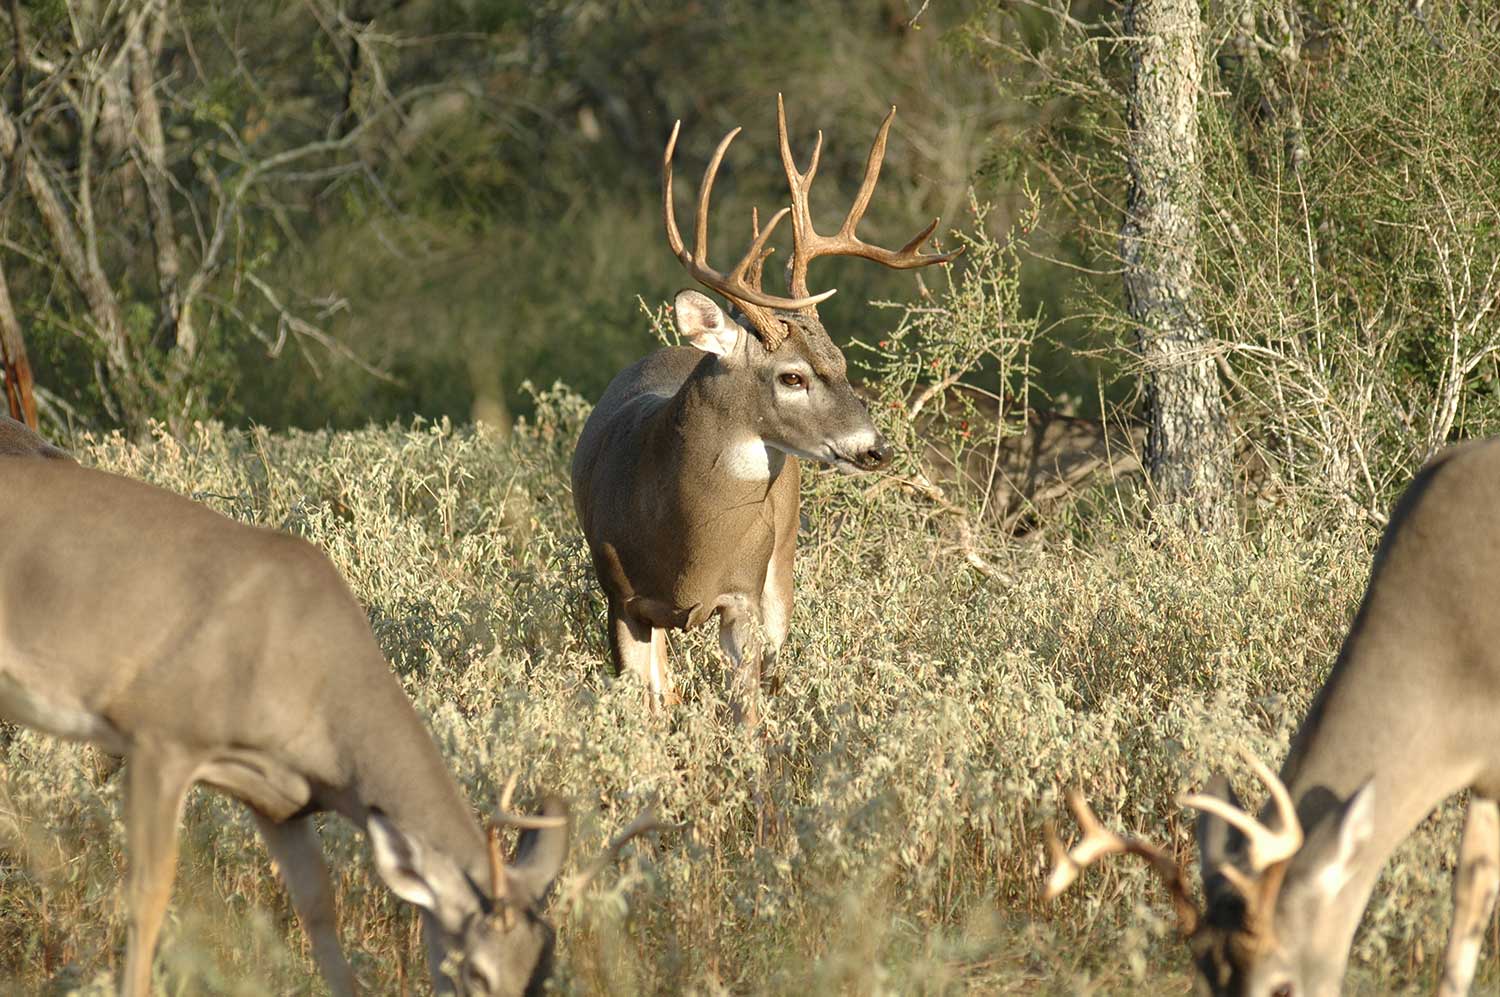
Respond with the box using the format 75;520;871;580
1045;437;1500;996
0;455;581;997
572;96;958;721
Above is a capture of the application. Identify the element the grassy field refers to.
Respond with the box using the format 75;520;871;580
0;402;1489;995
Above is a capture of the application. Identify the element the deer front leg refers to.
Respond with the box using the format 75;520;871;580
609;599;673;710
1440;795;1500;997
254;813;359;997
122;743;198;997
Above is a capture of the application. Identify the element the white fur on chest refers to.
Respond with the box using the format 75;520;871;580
717;438;786;481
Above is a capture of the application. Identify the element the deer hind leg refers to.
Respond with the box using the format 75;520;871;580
758;547;792;697
1440;794;1500;997
609;601;672;711
254;813;359;997
718;599;760;729
122;743;199;997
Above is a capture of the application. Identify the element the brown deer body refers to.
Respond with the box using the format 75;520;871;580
572;97;957;719
1047;437;1500;996
0;457;570;997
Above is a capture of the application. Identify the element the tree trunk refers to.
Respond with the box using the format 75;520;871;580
1122;0;1231;530
0;262;36;427
128;1;193;358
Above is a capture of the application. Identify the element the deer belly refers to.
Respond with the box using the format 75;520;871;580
197;750;313;822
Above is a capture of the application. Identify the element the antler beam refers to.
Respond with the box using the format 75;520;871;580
662;120;834;326
1045;787;1201;935
776;93;963;299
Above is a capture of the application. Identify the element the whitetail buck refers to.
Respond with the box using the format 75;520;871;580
1046;437;1500;996
572;96;958;720
0;456;579;997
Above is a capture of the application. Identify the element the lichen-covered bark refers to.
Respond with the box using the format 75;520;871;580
1122;0;1231;529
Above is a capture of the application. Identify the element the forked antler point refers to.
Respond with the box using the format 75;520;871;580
1178;749;1303;873
1045;786;1200;935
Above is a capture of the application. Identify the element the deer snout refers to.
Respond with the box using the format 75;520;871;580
854;440;894;471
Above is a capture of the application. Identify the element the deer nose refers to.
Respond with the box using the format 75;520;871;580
856;441;894;470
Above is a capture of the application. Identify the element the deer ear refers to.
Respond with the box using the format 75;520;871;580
508;796;571;906
674;290;741;356
367;813;475;932
1195;775;1246;887
1303;780;1375;901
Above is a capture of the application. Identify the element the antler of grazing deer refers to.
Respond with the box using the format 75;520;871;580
775;93;963;300
1178;749;1304;936
561;796;676;910
663;120;835;349
1045;787;1201;935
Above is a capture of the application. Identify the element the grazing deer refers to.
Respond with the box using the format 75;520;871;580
572;96;958;720
0;457;572;997
0;412;71;459
1045;437;1500;996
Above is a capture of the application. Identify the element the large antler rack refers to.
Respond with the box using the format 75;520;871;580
776;93;963;300
1045;751;1307;943
663;120;834;350
1178;749;1304;937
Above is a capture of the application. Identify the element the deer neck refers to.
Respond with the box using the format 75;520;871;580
652;354;788;494
340;669;488;883
1274;606;1477;964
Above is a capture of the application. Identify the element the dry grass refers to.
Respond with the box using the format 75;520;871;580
0;406;1489;995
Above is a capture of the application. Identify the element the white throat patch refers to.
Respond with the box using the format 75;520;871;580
719;438;786;481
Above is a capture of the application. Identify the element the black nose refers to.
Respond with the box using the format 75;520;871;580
857;441;894;470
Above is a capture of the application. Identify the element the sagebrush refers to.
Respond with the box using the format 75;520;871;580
0;407;1485;995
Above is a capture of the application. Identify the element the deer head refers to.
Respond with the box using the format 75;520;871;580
1046;751;1377;997
369;792;571;997
661;95;960;475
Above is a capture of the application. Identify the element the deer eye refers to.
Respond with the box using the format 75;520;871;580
778;371;805;389
1271;985;1293;997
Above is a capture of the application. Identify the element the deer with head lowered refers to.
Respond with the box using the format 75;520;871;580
1046;437;1500;996
572;96;958;721
0;454;670;996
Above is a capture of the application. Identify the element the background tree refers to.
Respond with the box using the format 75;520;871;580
1121;0;1230;528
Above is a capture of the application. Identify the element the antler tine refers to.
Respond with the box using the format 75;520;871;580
493;773;571;833
1045;788;1200;935
560;798;677;910
661;118;835;318
499;772;519;815
1178;750;1303;873
487;822;509;904
776;91;822;188
775;93;963;300
745;206;777;292
695;127;742;269
840;105;895;239
729;206;790;286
